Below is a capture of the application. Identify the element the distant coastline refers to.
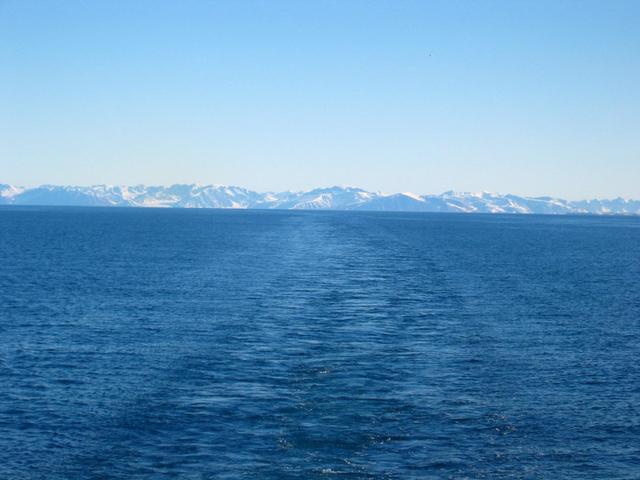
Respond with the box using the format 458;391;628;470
1;184;639;215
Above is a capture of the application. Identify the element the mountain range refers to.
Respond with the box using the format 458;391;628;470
1;184;639;215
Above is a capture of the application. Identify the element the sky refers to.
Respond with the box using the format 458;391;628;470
1;0;639;199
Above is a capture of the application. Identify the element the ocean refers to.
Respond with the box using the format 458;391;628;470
1;207;639;479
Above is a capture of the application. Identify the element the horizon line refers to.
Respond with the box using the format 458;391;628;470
2;182;638;202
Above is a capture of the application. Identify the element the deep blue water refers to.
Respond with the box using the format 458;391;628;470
1;207;639;479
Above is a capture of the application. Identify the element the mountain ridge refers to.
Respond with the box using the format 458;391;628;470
1;183;639;215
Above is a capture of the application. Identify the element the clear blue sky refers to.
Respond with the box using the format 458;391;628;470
1;0;638;198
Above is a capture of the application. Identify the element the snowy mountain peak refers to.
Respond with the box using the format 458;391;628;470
0;184;24;198
0;183;638;215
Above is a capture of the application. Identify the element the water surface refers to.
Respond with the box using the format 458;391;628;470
1;207;639;479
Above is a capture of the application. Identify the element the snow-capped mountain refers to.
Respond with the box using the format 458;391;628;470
0;184;638;215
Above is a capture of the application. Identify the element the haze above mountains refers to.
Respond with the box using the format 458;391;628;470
1;184;639;215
